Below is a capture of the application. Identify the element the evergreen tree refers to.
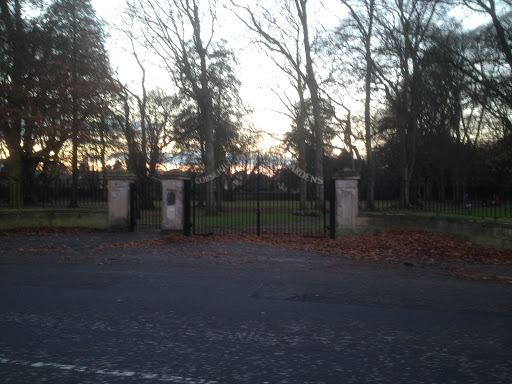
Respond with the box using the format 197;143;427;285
0;0;41;207
42;0;113;206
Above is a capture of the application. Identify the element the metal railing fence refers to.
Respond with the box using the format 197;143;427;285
0;179;107;208
359;180;511;221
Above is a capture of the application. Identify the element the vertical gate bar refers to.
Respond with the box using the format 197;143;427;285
129;182;136;231
201;180;204;234
184;179;191;236
208;181;211;234
206;181;209;234
203;181;207;234
148;181;151;229
328;179;332;238
204;181;207;234
206;181;210;234
329;179;336;239
323;179;327;237
250;162;254;235
149;181;153;229
292;177;296;236
233;175;236;235
226;174;229;234
202;182;206;234
251;155;254;235
192;178;196;235
257;153;261;236
156;180;160;229
156;180;159;228
142;181;146;229
295;181;299;236
324;179;329;237
292;179;295;236
154;180;157;229
159;179;162;229
213;181;217;234
146;181;149;229
212;181;215;234
147;181;150;229
232;176;235;234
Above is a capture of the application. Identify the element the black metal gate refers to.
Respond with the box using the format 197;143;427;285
130;177;162;230
190;155;335;238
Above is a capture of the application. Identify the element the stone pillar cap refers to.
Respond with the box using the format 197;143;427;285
334;168;360;179
334;168;360;180
161;169;189;180
106;169;136;180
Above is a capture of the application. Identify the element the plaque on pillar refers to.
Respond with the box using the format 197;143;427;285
161;169;190;233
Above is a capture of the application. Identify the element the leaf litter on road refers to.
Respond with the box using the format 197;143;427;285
3;227;511;281
97;229;512;266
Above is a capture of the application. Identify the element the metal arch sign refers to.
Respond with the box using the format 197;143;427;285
194;163;230;184
288;164;324;185
194;154;323;185
194;154;251;184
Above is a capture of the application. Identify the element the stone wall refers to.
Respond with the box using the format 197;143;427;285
0;208;108;230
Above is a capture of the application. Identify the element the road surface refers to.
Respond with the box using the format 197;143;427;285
1;232;511;383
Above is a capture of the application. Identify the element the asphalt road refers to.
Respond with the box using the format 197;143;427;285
0;232;511;383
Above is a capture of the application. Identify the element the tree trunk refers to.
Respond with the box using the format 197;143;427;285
399;115;409;209
70;6;79;208
215;177;222;212
5;0;25;208
364;0;375;210
400;166;409;209
70;106;79;208
189;0;216;216
296;0;323;207
299;164;307;210
203;102;216;215
201;93;215;216
99;117;107;192
8;150;23;208
297;68;307;211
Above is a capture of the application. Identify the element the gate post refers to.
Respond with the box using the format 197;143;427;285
161;169;189;234
106;170;136;230
335;169;360;235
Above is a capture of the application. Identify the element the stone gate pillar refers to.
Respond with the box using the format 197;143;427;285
161;169;190;234
335;170;360;232
107;170;136;230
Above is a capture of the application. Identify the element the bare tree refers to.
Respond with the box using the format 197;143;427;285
454;1;511;135
129;0;218;213
293;0;324;187
462;0;512;70
231;0;325;207
372;0;446;207
111;14;149;181
335;0;377;208
145;88;179;177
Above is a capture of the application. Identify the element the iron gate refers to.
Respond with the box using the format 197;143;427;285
190;155;335;238
130;177;162;230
